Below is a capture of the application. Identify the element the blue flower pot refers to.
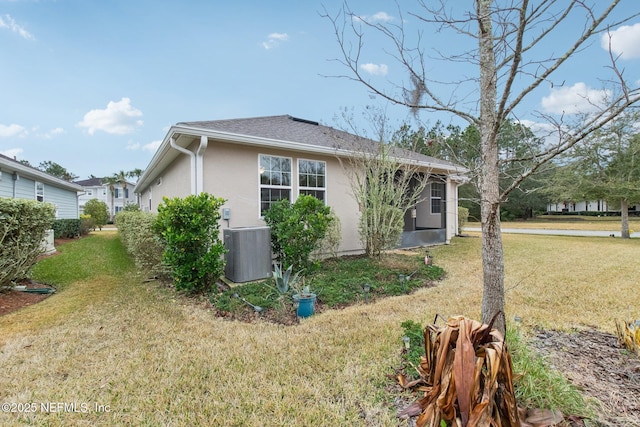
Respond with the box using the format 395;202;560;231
293;293;316;318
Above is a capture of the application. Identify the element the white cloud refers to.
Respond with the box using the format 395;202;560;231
0;123;27;138
143;140;161;152
126;141;141;150
0;14;35;40
518;119;557;135
354;11;393;24
601;23;640;60
77;98;143;135
40;127;64;139
541;82;611;115
262;32;289;50
0;147;23;159
360;63;388;76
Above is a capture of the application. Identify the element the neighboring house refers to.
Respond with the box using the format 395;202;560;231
75;177;136;217
135;115;467;258
547;200;640;215
0;153;82;218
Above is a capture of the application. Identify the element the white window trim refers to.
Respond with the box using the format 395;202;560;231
35;181;44;202
297;158;327;204
430;182;443;215
258;153;293;218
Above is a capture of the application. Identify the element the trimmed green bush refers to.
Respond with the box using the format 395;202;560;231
80;214;95;235
84;199;109;230
52;218;81;239
154;193;226;293
263;194;332;273
116;210;168;280
0;198;55;289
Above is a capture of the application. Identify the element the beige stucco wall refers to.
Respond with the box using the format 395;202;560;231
201;140;363;255
140;152;192;212
138;137;461;253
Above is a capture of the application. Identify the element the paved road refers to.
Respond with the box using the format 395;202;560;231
464;227;640;238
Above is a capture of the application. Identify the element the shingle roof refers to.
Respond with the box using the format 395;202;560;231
178;115;460;169
74;177;104;186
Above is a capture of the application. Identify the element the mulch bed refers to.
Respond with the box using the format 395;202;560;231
0;279;55;316
0;237;74;317
529;327;640;427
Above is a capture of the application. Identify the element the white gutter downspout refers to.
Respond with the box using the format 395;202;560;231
196;135;208;194
170;136;197;195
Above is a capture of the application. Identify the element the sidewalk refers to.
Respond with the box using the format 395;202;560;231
464;227;640;238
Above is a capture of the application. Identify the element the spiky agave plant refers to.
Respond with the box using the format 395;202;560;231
398;315;520;427
272;264;301;295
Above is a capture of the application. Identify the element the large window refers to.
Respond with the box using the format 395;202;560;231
35;181;44;202
298;159;326;202
259;154;292;216
430;182;444;214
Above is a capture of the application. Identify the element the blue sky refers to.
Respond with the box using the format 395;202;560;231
1;1;639;180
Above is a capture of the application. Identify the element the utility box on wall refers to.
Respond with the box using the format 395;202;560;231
223;226;272;283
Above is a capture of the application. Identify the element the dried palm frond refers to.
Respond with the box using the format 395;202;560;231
615;319;640;355
398;315;520;427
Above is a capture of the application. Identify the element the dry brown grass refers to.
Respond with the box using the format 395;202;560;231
1;232;638;426
496;216;640;231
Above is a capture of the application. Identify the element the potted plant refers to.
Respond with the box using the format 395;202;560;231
273;264;316;318
291;278;316;318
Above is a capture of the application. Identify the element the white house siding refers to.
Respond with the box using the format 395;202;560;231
78;184;136;216
45;185;79;218
0;170;12;196
0;171;79;219
12;174;35;199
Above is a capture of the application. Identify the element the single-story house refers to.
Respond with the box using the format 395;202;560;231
0;153;83;254
135;115;466;260
0;153;83;218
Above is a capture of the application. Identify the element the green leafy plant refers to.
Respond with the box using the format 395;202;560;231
83;199;109;230
116;210;168;280
52;218;82;239
263;194;332;274
154;193;226;293
0;198;55;289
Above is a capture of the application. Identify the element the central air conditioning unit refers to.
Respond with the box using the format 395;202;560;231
223;226;272;283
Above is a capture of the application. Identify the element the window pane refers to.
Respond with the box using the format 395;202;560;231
301;189;325;202
281;172;291;186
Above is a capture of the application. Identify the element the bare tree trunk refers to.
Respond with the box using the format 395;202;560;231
621;199;630;238
478;0;506;334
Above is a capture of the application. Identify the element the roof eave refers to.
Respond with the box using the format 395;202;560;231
0;158;84;192
134;123;468;193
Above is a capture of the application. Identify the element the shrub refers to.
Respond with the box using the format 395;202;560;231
263;194;332;273
79;214;94;235
458;206;469;235
315;209;342;259
154;193;226;293
83;199;109;230
116;211;168;280
52;218;81;239
0;198;55;289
